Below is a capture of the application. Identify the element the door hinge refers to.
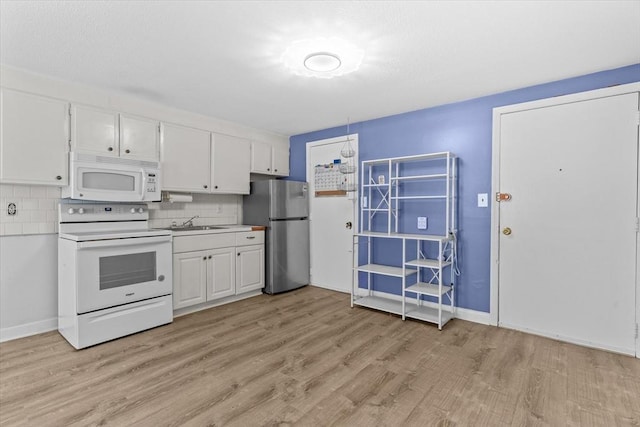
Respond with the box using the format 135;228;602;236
635;217;639;233
495;192;512;202
635;323;638;339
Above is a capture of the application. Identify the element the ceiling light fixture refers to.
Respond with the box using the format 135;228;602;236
282;37;364;79
304;52;341;72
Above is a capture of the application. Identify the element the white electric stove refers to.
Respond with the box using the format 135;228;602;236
58;202;173;349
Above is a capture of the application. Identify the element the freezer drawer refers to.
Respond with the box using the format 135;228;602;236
266;219;310;294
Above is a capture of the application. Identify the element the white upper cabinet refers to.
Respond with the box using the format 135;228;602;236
71;104;119;156
211;133;250;194
272;145;289;176
0;88;69;186
250;141;272;174
250;141;289;177
71;105;159;161
119;114;160;161
160;123;211;192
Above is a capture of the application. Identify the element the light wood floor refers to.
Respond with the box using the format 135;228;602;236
1;286;638;426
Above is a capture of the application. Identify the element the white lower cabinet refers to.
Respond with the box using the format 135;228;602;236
173;250;208;309
172;230;264;311
236;244;264;293
207;247;236;300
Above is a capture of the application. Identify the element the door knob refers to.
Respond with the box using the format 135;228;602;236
345;221;352;229
502;227;512;236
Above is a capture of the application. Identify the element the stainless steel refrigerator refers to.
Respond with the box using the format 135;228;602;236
243;180;310;294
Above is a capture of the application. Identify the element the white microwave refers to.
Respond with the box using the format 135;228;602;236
62;152;161;202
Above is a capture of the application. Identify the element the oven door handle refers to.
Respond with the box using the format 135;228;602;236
77;235;171;249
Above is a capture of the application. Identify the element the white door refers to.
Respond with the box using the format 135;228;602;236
211;133;250;194
173;250;207;309
207;247;235;300
236;244;265;293
306;134;358;293
160;123;211;192
71;104;119;156
0;88;69;185
119;114;159;161
497;92;639;355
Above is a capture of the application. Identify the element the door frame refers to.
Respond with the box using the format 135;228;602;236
490;82;640;357
306;133;359;293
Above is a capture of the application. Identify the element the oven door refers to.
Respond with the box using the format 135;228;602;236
75;235;172;314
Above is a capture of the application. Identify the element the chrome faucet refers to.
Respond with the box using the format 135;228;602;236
181;215;199;228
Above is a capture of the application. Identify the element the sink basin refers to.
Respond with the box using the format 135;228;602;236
166;225;228;231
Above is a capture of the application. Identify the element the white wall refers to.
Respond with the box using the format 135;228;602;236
0;234;58;341
0;66;286;340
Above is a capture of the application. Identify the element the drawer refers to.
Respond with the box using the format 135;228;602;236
236;231;264;246
173;233;236;253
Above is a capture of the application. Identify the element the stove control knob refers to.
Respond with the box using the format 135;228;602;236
130;208;137;214
67;208;75;214
78;208;85;214
138;208;144;213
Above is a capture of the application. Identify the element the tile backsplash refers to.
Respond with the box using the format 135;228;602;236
0;184;242;236
147;193;241;229
0;184;61;235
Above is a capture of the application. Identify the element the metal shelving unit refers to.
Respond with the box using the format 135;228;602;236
351;152;457;330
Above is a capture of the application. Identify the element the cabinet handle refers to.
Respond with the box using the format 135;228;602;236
203;256;207;260
208;255;212;259
203;185;208;189
108;147;113;152
125;149;131;154
237;253;240;256
214;185;218;189
56;175;62;180
267;168;270;171
274;169;278;172
246;236;256;239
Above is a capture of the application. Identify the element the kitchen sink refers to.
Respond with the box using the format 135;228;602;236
165;225;228;231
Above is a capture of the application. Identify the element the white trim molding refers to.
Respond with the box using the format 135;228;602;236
0;317;58;343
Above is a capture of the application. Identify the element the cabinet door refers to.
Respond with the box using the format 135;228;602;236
272;145;289;176
211;133;250;194
250;141;272;174
207;247;235;300
120;114;159;161
236;244;264;294
173;250;208;309
71;104;119;156
160;123;211;192
0;89;69;185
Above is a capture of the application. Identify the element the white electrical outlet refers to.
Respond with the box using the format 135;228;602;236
417;216;427;229
478;193;488;208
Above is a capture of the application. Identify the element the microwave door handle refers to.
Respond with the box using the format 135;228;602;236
138;169;146;201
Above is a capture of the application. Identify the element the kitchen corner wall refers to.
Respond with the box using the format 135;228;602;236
0;65;285;342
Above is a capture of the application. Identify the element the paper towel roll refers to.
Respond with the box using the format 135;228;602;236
166;193;193;203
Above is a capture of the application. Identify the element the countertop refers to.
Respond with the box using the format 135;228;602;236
156;225;264;237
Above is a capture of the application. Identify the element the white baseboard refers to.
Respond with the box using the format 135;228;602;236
310;282;351;294
352;289;493;326
173;290;262;318
499;321;636;357
0;317;58;343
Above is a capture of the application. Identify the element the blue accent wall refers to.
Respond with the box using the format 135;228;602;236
289;64;640;313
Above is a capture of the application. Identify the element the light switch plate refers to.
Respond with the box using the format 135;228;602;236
478;193;488;208
417;216;427;229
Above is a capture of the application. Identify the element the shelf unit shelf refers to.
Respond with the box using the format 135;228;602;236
352;151;457;330
357;263;417;277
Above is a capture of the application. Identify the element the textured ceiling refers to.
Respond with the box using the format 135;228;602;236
1;1;639;136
